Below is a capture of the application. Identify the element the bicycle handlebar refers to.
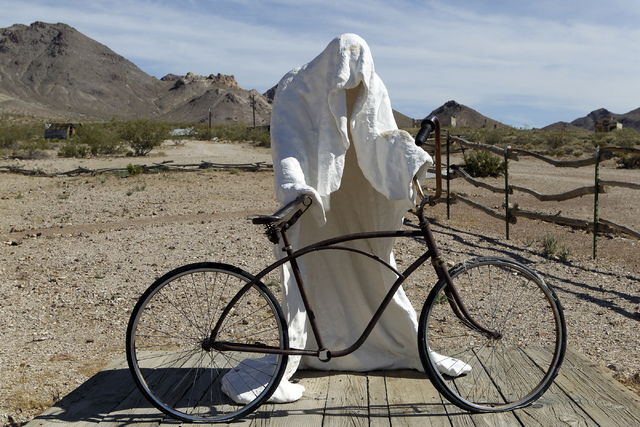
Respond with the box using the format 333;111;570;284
414;116;442;207
415;117;435;147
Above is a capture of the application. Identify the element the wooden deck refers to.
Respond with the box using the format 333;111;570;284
26;347;640;426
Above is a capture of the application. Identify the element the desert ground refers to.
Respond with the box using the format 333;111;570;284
1;140;639;425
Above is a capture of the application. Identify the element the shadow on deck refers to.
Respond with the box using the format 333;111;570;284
26;348;640;426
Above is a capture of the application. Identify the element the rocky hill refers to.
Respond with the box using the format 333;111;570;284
427;100;506;129
1;22;502;128
0;22;272;124
544;107;640;132
570;107;640;132
6;22;636;132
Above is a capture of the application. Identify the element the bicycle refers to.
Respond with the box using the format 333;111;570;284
126;117;567;423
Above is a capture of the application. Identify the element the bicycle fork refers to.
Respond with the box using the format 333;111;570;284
417;209;502;340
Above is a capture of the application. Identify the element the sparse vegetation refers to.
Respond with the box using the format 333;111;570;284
616;153;640;169
463;149;506;177
559;246;573;262
0;120;42;150
126;185;146;196
265;279;281;292
540;235;560;258
193;123;270;147
0;117;49;158
119;118;171;156
126;163;143;175
435;292;448;304
539;235;572;261
402;125;640;156
67;122;123;156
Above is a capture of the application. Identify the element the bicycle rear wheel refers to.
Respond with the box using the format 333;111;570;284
418;257;566;412
126;262;288;423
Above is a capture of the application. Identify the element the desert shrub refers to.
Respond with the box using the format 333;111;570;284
126;163;143;175
484;129;503;146
463;149;506;177
0;123;43;150
119;119;170;156
194;124;216;141
58;141;89;158
513;128;536;146
616;154;640;169
193;123;270;147
540;235;559;258
613;128;640;149
15;138;49;159
546;131;566;149
74;123;123;155
539;235;572;261
59;142;83;157
0;125;23;149
590;133;608;148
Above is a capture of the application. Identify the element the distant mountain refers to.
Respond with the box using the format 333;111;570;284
542;121;585;132
156;72;271;125
0;22;271;124
427;100;506;129
0;22;523;129
544;107;640;132
570;108;640;132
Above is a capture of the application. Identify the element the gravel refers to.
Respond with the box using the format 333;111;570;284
1;141;639;425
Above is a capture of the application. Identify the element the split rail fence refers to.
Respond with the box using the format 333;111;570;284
424;132;640;259
2;141;638;258
0;160;272;176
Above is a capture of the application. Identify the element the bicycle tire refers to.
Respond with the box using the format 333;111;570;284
126;262;288;423
418;256;566;412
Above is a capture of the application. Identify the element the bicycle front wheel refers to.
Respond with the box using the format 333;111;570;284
126;262;288;423
418;257;566;412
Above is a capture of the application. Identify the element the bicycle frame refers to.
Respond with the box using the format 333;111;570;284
204;203;499;360
204;117;500;359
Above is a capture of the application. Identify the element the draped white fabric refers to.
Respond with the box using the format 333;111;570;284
269;34;431;401
222;34;468;405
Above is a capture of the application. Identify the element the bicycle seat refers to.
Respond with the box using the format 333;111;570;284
249;195;310;225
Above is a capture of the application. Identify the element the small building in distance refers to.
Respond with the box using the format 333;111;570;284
594;116;622;132
45;123;80;140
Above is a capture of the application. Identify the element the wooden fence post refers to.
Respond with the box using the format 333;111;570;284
593;147;600;259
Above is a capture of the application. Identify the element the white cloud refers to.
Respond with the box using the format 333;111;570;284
1;0;639;127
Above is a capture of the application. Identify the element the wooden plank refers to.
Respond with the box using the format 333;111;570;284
535;347;640;426
121;351;205;427
368;371;391;427
508;348;596;427
513;381;597;426
436;350;520;427
323;372;368;427
25;354;138;426
97;384;165;427
384;369;450;427
251;370;329;427
28;348;640;427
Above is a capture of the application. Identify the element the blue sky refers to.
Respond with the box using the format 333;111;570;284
1;0;639;128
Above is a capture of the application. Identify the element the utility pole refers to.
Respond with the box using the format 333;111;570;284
251;94;256;127
208;108;212;129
